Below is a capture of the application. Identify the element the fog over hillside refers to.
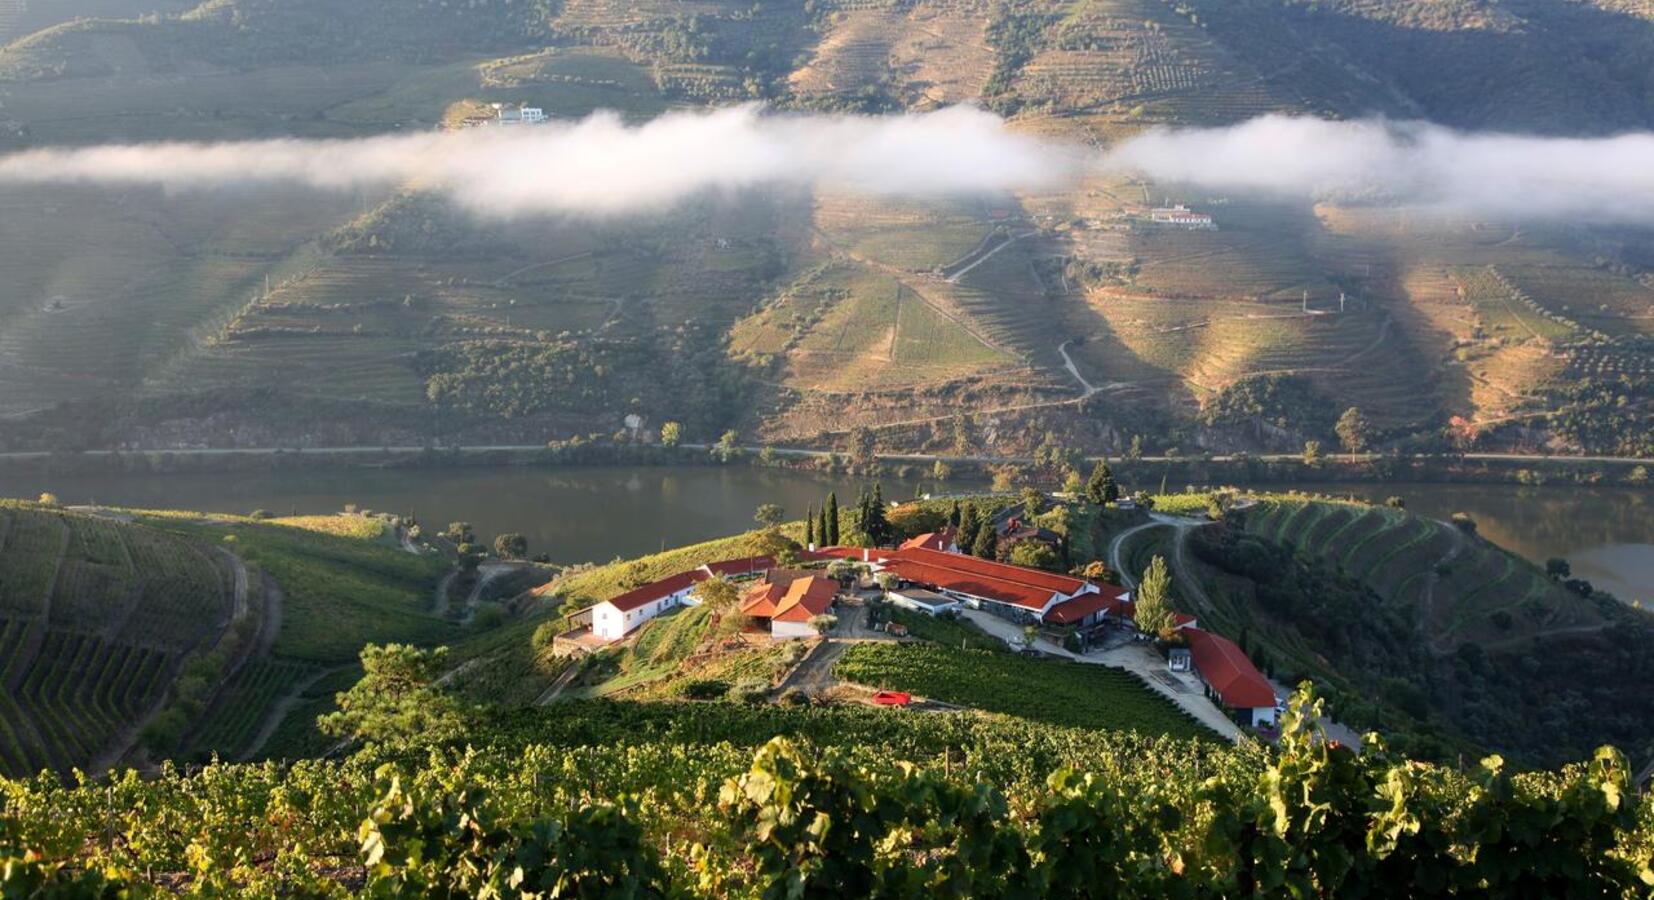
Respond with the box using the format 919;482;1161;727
1107;115;1654;224
0;105;1075;216
5;107;1653;224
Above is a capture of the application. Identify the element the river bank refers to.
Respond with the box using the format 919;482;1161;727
0;439;1647;491
2;464;1648;604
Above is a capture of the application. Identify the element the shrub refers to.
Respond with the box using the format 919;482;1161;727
472;604;508;629
734;679;771;704
779;688;812;706
680;679;731;700
531;621;560;651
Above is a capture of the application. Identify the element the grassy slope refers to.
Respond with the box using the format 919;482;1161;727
138;513;454;663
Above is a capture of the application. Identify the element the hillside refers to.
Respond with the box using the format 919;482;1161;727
1105;492;1654;766
0;497;1650;892
0;501;455;778
0;0;1652;458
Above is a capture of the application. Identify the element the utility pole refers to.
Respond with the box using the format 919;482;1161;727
1302;290;1309;313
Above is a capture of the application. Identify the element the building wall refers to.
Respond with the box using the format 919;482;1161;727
771;620;817;640
593;604;627;641
887;592;960;616
593;590;690;641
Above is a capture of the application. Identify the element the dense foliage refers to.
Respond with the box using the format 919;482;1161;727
1543;376;1654;457
3;693;1651;897
1200;374;1337;439
419;340;623;418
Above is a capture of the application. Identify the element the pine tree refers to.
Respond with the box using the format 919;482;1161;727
804;504;815;548
825;492;839;545
1134;555;1176;638
1085;460;1119;505
971;523;998;560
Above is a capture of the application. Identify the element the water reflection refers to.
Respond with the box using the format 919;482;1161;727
2;468;1647;602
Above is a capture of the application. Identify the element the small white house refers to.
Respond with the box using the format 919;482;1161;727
495;104;547;125
590;571;699;642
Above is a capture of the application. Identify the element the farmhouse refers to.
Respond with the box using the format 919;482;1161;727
739;572;838;639
591;570;702;642
1185;627;1278;727
494;103;547;125
1148;204;1216;229
589;555;776;642
876;546;1130;626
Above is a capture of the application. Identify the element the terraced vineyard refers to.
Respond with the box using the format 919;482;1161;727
0;502;460;778
3;628;174;776
0;504;237;777
1241;496;1601;646
187;659;318;760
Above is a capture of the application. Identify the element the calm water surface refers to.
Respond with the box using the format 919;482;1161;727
5;467;1649;603
0;466;960;565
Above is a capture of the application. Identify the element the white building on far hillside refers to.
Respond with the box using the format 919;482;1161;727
1148;205;1215;229
494;104;547;125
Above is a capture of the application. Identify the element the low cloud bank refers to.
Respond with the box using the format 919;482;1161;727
0;105;1075;216
4;109;1653;224
1103;115;1654;224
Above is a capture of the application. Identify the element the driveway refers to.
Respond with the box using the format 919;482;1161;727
960;609;1244;742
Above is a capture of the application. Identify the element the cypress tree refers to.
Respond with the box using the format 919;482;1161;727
805;504;815;548
956;502;979;550
972;523;998;560
859;483;891;547
948;499;961;528
825;492;839;545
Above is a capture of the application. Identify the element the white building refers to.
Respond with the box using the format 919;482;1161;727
587;555;776;642
495;104;547;125
886;588;961;617
590;571;700;641
1148;204;1215;229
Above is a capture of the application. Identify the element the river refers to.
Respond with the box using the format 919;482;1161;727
4;467;1649;604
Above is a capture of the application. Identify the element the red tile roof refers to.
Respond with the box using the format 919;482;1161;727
798;546;865;562
602;554;779;615
898;528;957;552
602;570;699;613
1185;628;1276;709
773;576;838;623
738;580;787;618
881;558;1061;611
701;556;775;577
1043;588;1131;625
740;573;837;622
891;547;1087;594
